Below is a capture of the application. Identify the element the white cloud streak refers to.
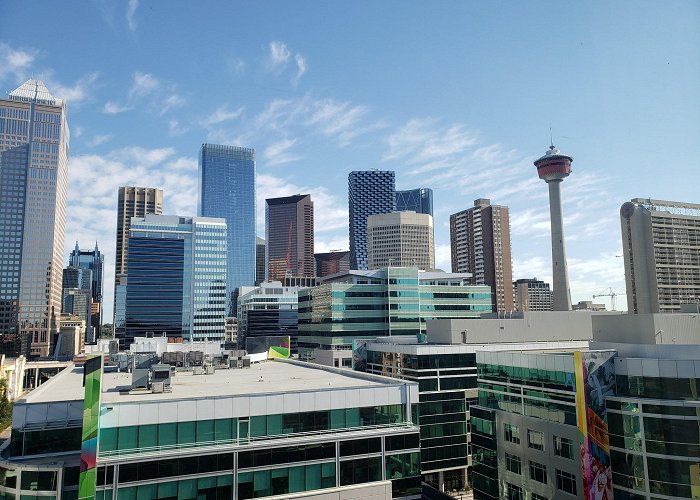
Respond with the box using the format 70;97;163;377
0;43;36;83
126;0;139;31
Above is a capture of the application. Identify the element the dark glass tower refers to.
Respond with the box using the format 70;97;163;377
199;144;256;314
265;194;314;281
348;171;395;270
395;187;433;216
68;241;104;338
0;80;69;357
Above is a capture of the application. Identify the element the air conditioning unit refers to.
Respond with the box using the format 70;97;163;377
205;365;215;375
152;382;164;393
193;366;204;375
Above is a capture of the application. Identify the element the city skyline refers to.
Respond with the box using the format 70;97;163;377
1;2;698;320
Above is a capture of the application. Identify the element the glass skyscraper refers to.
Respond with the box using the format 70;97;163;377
0;80;69;357
124;215;227;345
68;241;104;338
265;194;314;281
199;144;256;314
395;187;433;216
348;170;395;270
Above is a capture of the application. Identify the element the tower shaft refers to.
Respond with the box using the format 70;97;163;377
547;180;572;310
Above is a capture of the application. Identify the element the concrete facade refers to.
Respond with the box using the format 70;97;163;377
367;211;435;271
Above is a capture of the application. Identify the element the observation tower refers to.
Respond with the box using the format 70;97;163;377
534;144;573;311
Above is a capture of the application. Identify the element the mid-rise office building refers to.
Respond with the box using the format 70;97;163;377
368;211;435;271
348;171;396;270
68;241;104;335
620;198;700;313
55;313;85;358
124;215;227;345
513;278;553;312
255;237;266;285
0;358;421;500
236;282;301;350
471;341;700;500
199;144;256;314
297;267;492;367
265;194;314;281
450;199;514;313
395;188;433;216
0;80;69;357
315;251;350;277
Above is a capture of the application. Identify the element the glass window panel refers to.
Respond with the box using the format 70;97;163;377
253;470;271;497
250;416;266;437
196;420;214;443
177;479;197;500
214;419;232;442
138;424;157;449
158;423;177;447
100;428;118;452
289;466;305;493
178;421;195;446
136;484;155;500
267;415;283;436
117;486;136;500
305;464;321;490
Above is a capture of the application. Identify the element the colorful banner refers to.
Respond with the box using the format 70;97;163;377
78;355;103;500
267;336;291;359
246;335;291;359
352;339;367;371
575;351;616;500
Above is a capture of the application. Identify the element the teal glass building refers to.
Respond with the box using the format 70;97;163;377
297;267;492;366
125;215;227;344
199;144;256;314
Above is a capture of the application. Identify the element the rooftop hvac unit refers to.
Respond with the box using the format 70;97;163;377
205;365;215;375
242;357;251;368
151;364;172;387
152;381;164;394
108;340;119;354
193;366;204;375
132;368;149;389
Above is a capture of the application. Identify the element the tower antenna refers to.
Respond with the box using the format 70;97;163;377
549;126;554;148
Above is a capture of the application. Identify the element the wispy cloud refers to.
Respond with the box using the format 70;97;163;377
168;119;188;136
103;71;184;115
87;134;112;147
265;41;308;85
126;0;139;31
0;42;37;83
263;138;300;166
202;104;245;126
50;71;100;105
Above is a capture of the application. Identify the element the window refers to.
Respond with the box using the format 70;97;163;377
528;429;545;451
504;423;520;444
506;483;523;500
529;461;547;484
556;469;577;495
532;494;548;500
505;453;521;475
554;435;573;459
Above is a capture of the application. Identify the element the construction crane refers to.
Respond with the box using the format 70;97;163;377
593;287;617;311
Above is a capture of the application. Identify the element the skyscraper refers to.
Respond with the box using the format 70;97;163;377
61;266;92;341
256;237;266;285
534;144;573;311
199;144;256;314
450;198;514;313
620;198;700;313
265;194;314;281
124;215;227;345
513;278;553;312
395;187;433;216
348;170;395;270
115;187;163;277
113;186;163;341
0;80;69;357
68;241;104;337
367;211;435;270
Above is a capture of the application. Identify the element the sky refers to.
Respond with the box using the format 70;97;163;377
1;1;699;321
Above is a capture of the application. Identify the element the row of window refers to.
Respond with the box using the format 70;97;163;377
503;424;574;459
505;467;577;497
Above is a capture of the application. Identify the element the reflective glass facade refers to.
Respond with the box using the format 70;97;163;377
68;242;104;337
265;194;314;281
0;80;69;357
199;144;256;314
298;267;492;356
125;215;227;344
348;170;395;270
395;188;433;216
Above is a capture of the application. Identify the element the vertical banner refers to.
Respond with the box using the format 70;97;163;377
352;339;367;371
78;355;103;500
575;351;616;500
267;335;291;359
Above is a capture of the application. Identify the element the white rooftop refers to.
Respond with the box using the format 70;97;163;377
19;359;406;405
8;79;63;106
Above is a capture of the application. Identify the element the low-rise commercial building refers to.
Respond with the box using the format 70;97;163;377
0;358;421;500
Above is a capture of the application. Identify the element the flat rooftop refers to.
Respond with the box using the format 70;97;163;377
19;359;400;405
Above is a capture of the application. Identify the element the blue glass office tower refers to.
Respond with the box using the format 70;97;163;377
68;241;104;337
124;215;227;345
348;171;395;270
199;144;256;314
396;187;433;216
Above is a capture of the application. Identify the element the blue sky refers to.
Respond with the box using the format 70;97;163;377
2;1;699;319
